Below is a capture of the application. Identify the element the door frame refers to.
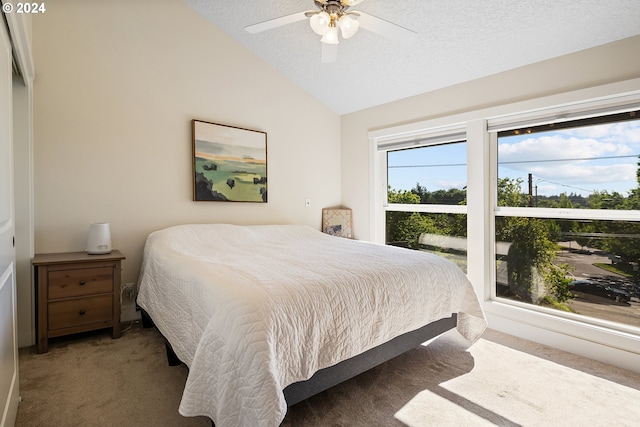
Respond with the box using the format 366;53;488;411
0;7;34;427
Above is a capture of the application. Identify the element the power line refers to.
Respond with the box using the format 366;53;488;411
388;162;465;168
388;154;639;169
534;178;595;194
500;154;639;165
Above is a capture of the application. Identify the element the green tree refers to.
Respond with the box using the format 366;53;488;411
497;177;528;207
496;177;573;305
558;193;575;208
501;216;555;301
595;220;640;263
429;188;467;205
411;183;429;203
410;182;466;205
574;222;595;250
542;262;575;305
386;187;435;248
586;181;640;263
626;155;640;210
589;190;626;210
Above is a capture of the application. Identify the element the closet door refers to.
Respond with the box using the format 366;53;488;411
0;15;19;427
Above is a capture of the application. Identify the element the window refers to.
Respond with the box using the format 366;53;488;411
383;138;468;271
494;112;640;329
497;112;640;209
370;79;640;366
387;143;467;206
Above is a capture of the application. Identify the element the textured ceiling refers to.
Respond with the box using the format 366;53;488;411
183;0;640;115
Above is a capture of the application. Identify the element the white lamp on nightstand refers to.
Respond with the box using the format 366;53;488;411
86;222;112;254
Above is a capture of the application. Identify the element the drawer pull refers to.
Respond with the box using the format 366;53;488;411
79;310;86;315
79;280;86;286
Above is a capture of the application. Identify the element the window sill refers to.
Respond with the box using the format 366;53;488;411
482;299;640;373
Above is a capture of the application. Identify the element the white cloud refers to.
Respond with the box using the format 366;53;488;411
499;134;630;163
565;121;640;145
499;124;639;196
532;163;636;183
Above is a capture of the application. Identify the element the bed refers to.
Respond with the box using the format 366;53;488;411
136;224;487;427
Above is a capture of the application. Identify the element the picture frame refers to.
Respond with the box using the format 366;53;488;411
192;119;267;202
322;208;353;239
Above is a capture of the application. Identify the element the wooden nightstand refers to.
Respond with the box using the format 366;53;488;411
33;250;125;353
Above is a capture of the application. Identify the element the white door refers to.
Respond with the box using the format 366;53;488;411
0;16;19;427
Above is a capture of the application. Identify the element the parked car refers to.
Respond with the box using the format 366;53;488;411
569;280;631;303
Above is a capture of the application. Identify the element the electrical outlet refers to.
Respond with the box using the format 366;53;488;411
121;282;136;302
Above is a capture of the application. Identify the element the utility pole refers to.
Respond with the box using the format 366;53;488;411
528;173;533;207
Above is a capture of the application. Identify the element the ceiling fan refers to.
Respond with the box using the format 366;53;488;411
245;0;418;63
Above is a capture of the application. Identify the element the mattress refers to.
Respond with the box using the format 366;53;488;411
136;224;487;427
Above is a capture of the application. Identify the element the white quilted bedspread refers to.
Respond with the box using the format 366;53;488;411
136;224;486;427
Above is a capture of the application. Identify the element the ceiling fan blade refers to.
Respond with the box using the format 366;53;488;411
245;11;308;34
357;12;418;43
321;43;338;63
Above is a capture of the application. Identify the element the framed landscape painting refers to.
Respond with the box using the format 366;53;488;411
322;208;353;239
192;119;267;202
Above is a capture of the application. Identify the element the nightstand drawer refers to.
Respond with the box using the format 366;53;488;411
34;250;125;353
48;267;113;299
48;295;113;330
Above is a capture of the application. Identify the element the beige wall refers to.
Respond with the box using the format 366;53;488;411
341;35;640;240
28;1;640;346
32;0;341;287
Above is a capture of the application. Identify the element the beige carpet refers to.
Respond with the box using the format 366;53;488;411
16;322;640;427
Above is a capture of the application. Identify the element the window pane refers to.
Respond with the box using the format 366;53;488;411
386;212;467;272
497;115;640;209
495;217;640;328
387;141;467;205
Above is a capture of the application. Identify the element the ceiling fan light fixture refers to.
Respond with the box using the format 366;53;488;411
320;26;339;44
310;11;331;35
338;14;359;39
245;0;418;64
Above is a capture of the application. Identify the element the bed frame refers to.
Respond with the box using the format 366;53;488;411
283;313;457;405
139;307;457;406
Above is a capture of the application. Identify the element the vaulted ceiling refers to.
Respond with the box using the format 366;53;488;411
184;0;640;115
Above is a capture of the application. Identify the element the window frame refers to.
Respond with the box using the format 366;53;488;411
370;121;469;244
383;138;469;213
383;139;469;267
489;108;640;333
369;78;640;370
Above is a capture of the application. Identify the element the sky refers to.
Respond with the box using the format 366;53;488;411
387;119;640;198
388;141;467;193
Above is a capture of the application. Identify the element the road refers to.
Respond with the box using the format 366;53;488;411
557;248;617;280
440;240;639;327
494;241;639;328
556;247;640;328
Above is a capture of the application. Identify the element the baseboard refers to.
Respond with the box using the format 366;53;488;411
1;371;19;427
